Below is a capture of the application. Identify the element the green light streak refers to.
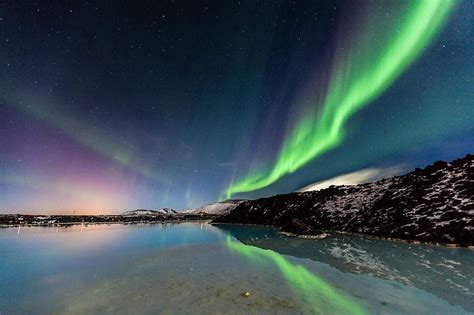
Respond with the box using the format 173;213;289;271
7;94;170;185
226;236;367;314
226;0;454;197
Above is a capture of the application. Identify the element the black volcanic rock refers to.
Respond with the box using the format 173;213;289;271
281;218;325;236
213;154;474;246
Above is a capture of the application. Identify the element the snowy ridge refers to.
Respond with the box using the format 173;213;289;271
185;200;244;215
121;208;177;216
214;154;474;246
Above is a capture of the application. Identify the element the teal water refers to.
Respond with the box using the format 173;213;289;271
0;222;472;314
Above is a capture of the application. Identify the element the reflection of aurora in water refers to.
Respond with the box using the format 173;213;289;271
3;224;472;313
226;236;367;315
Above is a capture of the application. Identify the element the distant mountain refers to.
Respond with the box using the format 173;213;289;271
184;200;245;215
214;154;474;246
121;208;177;216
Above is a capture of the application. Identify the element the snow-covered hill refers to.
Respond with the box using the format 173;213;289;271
214;154;474;246
121;208;177;216
185;200;244;215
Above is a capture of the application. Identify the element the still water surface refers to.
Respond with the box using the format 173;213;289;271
0;222;473;314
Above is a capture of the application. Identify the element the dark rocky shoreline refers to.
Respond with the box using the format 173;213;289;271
213;154;474;247
0;213;216;227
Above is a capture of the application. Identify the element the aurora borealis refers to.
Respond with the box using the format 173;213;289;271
1;0;473;213
226;0;455;197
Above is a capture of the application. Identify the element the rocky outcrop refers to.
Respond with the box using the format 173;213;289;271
214;154;474;246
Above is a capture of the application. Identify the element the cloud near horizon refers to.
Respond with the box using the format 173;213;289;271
298;166;405;192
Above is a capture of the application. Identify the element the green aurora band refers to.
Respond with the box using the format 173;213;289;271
6;93;171;186
225;0;454;198
226;236;367;314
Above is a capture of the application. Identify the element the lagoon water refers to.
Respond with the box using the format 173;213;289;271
1;222;473;314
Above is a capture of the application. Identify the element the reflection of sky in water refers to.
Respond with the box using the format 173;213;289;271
226;236;366;314
1;223;472;314
218;225;474;312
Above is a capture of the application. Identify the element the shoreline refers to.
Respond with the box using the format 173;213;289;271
0;213;217;228
3;215;472;250
0;219;213;228
211;222;474;250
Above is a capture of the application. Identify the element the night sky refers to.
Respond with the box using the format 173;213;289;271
1;0;473;214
